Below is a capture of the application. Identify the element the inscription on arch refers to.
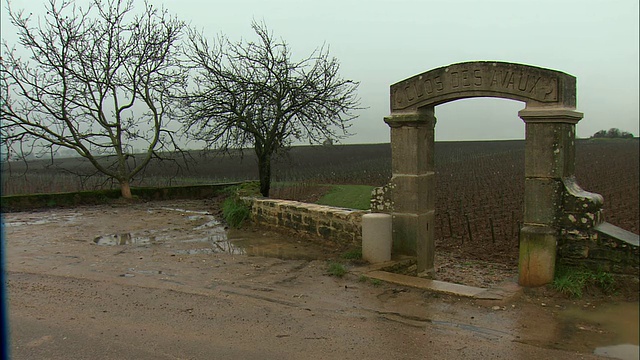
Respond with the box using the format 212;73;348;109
391;61;575;111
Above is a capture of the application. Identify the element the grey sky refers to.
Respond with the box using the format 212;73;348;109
2;0;639;143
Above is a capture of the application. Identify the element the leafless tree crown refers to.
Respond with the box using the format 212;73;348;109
1;0;188;197
181;21;361;196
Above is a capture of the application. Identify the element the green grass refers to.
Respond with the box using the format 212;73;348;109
222;197;250;228
552;265;616;298
316;185;375;210
341;248;362;260
327;262;348;277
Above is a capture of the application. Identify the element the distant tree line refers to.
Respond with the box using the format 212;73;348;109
591;128;634;139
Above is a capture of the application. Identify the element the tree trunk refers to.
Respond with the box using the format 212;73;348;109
257;154;272;197
120;179;133;199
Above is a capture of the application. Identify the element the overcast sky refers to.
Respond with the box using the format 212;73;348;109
2;0;639;143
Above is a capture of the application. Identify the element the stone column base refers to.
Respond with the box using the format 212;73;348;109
519;225;557;287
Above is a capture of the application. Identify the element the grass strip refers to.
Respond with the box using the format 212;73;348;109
315;185;375;210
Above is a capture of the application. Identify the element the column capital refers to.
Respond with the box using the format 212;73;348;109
384;111;436;128
518;108;583;124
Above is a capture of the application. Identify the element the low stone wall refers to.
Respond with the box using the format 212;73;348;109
559;222;639;275
249;198;367;246
557;177;639;275
0;183;241;212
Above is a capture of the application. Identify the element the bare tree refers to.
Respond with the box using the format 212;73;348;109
1;0;188;198
181;21;361;197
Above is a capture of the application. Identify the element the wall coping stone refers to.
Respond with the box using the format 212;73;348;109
596;222;639;247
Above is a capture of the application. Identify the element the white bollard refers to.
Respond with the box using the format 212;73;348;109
362;213;392;263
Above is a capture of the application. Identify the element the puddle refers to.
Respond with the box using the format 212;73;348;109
93;233;157;246
174;240;246;256
91;208;338;261
94;229;333;260
594;344;639;360
3;212;82;227
226;229;339;260
560;302;639;359
193;219;223;230
157;207;211;216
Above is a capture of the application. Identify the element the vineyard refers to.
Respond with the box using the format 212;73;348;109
2;139;638;267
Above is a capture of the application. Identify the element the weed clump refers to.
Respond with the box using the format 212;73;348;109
222;197;250;228
341;248;362;260
327;262;347;277
552;265;616;298
221;182;259;228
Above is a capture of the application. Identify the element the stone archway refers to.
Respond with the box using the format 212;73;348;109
377;61;601;287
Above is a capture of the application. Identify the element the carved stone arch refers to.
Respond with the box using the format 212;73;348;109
390;61;576;110
379;61;605;287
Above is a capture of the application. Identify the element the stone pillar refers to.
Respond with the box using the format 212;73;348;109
384;108;436;277
518;108;583;286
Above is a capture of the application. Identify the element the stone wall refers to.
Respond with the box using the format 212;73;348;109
557;177;638;274
248;198;367;246
559;222;639;275
370;183;395;213
0;183;241;212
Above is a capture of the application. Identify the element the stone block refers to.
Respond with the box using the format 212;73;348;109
524;122;576;178
560;210;603;231
392;211;435;275
518;225;557;287
524;178;563;225
390;173;435;213
562;177;604;213
388;124;434;175
371;183;395;213
318;225;331;239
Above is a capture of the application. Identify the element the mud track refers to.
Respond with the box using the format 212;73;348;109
4;199;629;359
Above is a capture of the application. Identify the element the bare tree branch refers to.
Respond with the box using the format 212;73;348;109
1;0;188;198
180;20;361;196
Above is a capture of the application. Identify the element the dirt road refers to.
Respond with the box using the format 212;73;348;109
3;199;631;359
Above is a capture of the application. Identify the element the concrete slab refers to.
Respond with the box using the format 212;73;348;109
365;270;488;298
354;257;522;300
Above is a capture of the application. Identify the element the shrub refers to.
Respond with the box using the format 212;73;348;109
222;197;250;228
221;182;259;228
552;265;616;298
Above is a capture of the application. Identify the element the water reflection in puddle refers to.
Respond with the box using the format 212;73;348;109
157;208;211;216
594;344;639;360
174;240;245;256
91;208;337;261
227;233;333;261
93;233;157;246
4;212;82;227
560;302;639;360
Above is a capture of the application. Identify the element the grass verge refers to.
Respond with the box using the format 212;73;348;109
316;185;375;210
552;265;615;298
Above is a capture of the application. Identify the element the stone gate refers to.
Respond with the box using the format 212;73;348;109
373;61;638;287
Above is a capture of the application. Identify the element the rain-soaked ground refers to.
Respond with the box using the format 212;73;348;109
3;199;638;359
89;206;344;260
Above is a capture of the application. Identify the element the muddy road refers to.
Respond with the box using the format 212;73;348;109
3;199;637;359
